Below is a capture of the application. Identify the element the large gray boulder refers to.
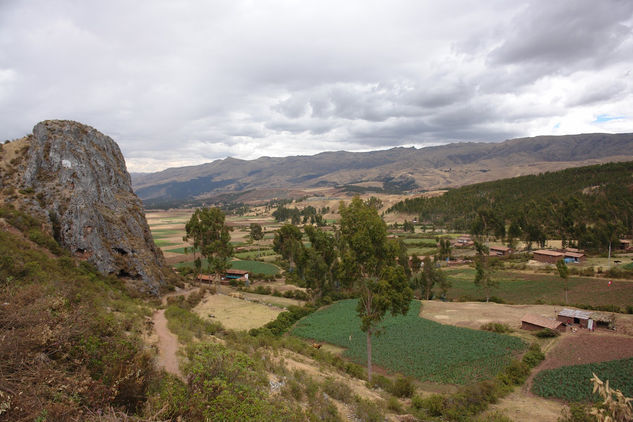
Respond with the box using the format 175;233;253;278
21;120;171;294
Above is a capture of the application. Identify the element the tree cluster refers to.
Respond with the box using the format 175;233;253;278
388;162;633;252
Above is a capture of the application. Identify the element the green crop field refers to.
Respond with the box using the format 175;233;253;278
153;239;178;247
292;300;525;384
443;269;633;308
165;247;188;254
532;358;633;402
175;259;279;276
151;229;183;238
234;249;277;259
230;260;279;275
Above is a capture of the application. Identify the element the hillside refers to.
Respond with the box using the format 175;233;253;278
388;161;633;251
131;133;633;207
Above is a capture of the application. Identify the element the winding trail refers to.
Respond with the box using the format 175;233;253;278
151;287;199;380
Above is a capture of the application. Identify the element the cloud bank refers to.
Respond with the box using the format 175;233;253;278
1;0;632;172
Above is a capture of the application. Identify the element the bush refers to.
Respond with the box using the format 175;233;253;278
480;322;513;333
535;328;560;338
422;394;446;417
369;374;393;392
522;343;545;368
391;377;415;398
387;396;403;413
411;394;425;410
322;378;353;403
353;397;384;422
558;403;595;422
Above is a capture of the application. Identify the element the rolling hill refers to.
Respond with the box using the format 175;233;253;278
131;133;633;207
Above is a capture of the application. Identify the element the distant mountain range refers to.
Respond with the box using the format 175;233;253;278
131;133;633;207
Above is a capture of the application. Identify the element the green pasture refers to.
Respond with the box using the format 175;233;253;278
292;300;525;385
154;239;178;247
175;259;279;276
151;229;183;238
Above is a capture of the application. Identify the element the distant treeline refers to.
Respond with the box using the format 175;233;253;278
388;161;633;252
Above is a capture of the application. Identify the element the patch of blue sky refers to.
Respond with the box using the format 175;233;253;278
593;114;626;123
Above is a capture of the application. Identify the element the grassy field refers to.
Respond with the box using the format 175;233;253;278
234;249;277;259
292;300;525;385
175;259;279;276
151;229;183;238
532;358;633;402
165;247;188;254
230;259;279;275
442;268;633;307
153;239;178;247
193;293;282;331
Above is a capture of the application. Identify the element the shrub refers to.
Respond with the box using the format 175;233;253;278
411;394;425;410
480;322;513;334
391;377;415;398
422;394;446;416
522;343;545;368
387;396;403;413
535;328;560;338
322;378;353;403
370;374;393;392
353;397;384;422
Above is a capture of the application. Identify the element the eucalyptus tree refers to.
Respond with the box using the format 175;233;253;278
339;196;413;382
184;207;233;278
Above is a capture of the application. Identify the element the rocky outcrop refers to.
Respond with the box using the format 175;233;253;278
17;120;171;294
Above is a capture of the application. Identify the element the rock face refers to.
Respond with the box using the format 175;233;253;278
20;120;170;294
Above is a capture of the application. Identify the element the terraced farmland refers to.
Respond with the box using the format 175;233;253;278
292;300;526;384
532;358;633;402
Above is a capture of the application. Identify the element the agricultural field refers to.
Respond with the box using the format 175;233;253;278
175;259;279;276
442;268;633;308
532;358;633;402
229;259;279;276
291;300;526;385
193;293;282;331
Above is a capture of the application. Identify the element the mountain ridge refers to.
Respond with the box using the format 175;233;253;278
130;132;633;206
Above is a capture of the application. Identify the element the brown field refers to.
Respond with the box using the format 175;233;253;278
537;332;633;371
193;292;282;331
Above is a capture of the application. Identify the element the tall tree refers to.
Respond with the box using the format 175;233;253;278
556;259;569;304
249;222;264;242
339;197;413;383
473;241;497;302
411;256;450;300
184;207;234;278
304;225;339;294
272;224;304;272
438;238;452;261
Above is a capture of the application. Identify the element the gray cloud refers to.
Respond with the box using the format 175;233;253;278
0;0;632;172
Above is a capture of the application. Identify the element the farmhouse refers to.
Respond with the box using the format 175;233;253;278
225;269;249;279
452;236;474;248
532;249;564;264
532;249;585;264
196;274;215;283
557;308;594;330
618;239;632;251
521;313;566;332
563;251;585;263
489;245;512;256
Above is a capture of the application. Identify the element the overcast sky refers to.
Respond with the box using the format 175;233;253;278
1;1;632;172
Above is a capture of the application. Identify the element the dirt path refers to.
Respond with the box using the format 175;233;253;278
151;286;199;379
153;308;183;379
